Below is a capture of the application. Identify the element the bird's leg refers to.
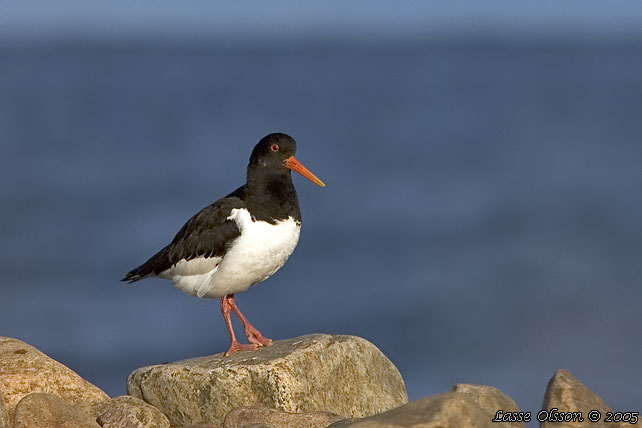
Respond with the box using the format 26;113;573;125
227;294;273;347
220;295;258;356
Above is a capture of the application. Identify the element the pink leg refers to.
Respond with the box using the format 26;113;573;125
220;295;258;356
227;294;273;347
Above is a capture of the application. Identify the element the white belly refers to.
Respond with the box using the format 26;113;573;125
160;208;301;299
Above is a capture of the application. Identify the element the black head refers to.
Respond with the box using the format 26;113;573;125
248;133;297;171
247;133;325;187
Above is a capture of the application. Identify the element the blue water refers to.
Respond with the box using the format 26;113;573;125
1;39;641;420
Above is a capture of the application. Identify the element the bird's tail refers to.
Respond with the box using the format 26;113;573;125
122;247;170;283
121;263;154;283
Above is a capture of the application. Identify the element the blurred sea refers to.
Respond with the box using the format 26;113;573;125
1;38;641;420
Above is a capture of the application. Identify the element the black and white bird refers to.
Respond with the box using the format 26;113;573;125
122;133;325;355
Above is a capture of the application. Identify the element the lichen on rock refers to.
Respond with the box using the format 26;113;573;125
0;387;8;428
12;392;102;428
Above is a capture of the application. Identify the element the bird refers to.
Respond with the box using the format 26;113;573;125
122;133;325;355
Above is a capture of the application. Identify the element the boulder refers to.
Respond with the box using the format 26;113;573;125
223;406;345;428
128;334;407;426
12;392;102;428
96;395;171;428
328;392;496;428
0;337;110;420
541;369;626;428
451;384;526;428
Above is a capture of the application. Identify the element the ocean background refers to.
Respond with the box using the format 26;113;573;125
1;23;641;424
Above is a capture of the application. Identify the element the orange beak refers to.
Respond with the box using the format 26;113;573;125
284;156;325;187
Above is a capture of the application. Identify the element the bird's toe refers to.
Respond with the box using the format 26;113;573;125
246;330;273;347
224;341;259;356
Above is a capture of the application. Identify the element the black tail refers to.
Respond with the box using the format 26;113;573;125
121;263;154;283
122;247;171;283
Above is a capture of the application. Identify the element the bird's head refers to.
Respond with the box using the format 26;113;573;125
248;133;325;187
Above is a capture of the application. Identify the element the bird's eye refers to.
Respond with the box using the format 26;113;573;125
271;144;279;152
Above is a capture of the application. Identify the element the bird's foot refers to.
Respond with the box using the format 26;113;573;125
245;327;273;347
224;340;258;356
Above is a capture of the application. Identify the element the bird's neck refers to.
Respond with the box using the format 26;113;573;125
245;171;301;223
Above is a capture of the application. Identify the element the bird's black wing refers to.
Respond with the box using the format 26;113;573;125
122;188;246;283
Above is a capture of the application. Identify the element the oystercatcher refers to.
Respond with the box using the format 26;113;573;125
122;133;324;355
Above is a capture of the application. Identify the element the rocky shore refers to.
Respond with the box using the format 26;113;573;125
0;335;628;428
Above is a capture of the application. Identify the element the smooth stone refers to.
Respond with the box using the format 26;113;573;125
451;384;526;428
127;334;408;426
13;392;102;428
541;369;624;428
0;337;110;420
96;395;171;428
328;392;498;428
223;406;345;428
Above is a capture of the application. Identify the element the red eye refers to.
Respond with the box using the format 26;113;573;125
271;144;279;152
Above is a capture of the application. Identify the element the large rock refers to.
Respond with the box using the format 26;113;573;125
451;384;526;428
0;388;8;428
541;369;626;428
223;406;345;428
96;395;171;428
328;392;495;428
128;334;408;426
328;384;526;428
0;337;110;420
12;392;102;428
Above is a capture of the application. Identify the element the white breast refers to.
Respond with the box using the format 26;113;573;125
161;208;301;299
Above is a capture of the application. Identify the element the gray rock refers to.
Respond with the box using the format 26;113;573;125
0;388;8;428
96;395;171;428
0;336;110;421
328;392;496;428
128;334;408;426
223;406;345;428
541;369;625;428
451;384;526;428
12;392;102;428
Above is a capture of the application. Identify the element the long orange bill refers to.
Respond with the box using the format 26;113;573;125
284;156;325;187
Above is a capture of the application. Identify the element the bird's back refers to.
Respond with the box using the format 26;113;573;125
122;191;245;283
